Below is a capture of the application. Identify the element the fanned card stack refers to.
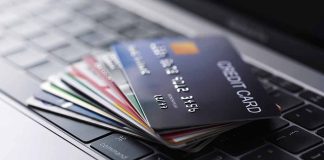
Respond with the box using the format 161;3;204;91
27;36;281;152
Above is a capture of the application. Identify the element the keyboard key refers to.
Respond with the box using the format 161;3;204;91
0;11;21;27
102;12;139;31
269;77;303;93
270;90;304;111
80;3;115;21
284;105;324;130
140;21;170;35
249;118;289;133
31;32;68;51
316;128;324;137
22;0;50;15
78;29;119;47
91;133;153;160
64;0;91;10
250;67;272;79
11;19;46;38
0;37;25;55
28;60;65;80
0;58;40;103
301;145;324;160
300;91;324;108
6;48;47;68
38;8;72;25
268;126;322;153
195;150;234;160
35;109;110;143
148;143;186;159
51;44;89;63
259;81;275;93
241;145;297;160
122;21;165;39
7;1;33;17
142;154;171;160
59;18;95;35
213;124;265;156
214;117;288;156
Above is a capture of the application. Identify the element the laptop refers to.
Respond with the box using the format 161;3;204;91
0;0;323;159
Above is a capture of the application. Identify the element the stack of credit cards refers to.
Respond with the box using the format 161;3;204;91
26;36;281;152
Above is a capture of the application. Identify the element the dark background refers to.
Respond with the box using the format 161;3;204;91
168;0;324;73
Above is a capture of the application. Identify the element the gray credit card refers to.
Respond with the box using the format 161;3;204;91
113;36;281;130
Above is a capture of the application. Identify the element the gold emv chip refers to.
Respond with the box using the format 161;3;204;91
170;41;199;55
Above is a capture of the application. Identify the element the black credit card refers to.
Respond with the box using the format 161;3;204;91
113;36;281;130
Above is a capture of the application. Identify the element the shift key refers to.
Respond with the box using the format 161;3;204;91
91;133;153;160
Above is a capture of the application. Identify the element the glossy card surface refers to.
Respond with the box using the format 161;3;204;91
114;36;280;130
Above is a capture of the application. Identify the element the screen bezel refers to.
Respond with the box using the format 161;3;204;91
167;0;324;73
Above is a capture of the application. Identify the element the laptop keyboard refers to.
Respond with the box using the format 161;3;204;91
0;0;323;159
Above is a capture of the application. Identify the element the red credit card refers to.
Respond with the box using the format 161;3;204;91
68;65;148;128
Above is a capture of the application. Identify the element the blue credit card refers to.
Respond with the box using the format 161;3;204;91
34;90;126;128
113;36;281;130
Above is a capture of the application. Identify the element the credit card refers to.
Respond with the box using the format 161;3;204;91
113;36;281;130
89;54;148;122
83;56;130;107
162;123;241;144
61;71;191;148
27;97;148;140
81;56;146;121
182;137;216;153
99;53;242;144
67;63;147;126
47;75;98;107
41;81;126;126
34;90;126;128
60;71;158;132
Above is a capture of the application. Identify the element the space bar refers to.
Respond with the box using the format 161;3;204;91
0;59;40;104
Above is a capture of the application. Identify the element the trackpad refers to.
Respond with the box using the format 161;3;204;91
0;99;94;160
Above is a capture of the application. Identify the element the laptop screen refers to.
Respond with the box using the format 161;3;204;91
168;0;324;73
